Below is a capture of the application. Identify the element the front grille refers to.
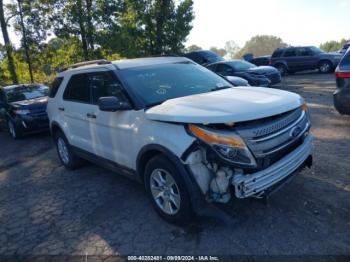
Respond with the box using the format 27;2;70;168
235;107;310;171
267;72;281;84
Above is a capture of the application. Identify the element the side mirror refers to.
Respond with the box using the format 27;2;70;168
98;97;131;112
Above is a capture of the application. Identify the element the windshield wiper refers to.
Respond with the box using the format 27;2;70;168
210;86;232;92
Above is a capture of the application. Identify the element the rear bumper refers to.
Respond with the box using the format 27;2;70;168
334;88;350;115
232;135;313;198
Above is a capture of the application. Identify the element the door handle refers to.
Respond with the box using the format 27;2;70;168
58;107;65;111
86;113;97;119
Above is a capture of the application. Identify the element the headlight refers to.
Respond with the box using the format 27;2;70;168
188;124;257;168
14;109;30;115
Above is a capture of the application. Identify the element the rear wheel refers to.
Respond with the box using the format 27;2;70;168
54;131;83;169
318;61;333;73
275;64;287;76
144;155;194;224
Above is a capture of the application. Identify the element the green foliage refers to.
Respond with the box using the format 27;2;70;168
320;39;349;52
0;0;194;85
235;35;288;58
185;44;202;52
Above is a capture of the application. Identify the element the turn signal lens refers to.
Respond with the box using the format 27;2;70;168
301;102;308;112
188;124;246;148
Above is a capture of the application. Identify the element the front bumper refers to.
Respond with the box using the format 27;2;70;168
14;114;49;134
334;88;350;115
232;135;313;198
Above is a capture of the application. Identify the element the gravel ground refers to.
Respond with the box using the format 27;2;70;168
0;73;349;256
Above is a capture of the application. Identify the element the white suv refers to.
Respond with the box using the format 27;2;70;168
47;57;313;224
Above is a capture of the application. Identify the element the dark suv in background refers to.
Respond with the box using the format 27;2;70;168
334;48;350;115
184;50;224;66
271;46;343;75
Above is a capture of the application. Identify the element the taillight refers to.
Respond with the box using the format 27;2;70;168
335;71;350;78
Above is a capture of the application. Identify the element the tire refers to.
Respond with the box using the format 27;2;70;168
318;61;333;73
275;64;288;76
54;131;83;170
8;119;22;139
144;155;194;224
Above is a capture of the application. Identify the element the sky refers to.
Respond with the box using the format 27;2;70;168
1;0;350;49
185;0;350;49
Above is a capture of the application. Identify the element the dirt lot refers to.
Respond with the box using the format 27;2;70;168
0;73;349;256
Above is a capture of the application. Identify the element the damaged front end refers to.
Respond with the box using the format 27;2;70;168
183;105;313;204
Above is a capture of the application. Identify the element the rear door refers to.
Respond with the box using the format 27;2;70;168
61;73;95;153
282;48;298;71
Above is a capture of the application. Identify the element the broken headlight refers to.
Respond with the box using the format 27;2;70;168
189;124;257;168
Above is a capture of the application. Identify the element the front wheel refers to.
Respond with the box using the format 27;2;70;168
275;64;288;76
144;155;194;224
318;61;333;73
8;120;22;139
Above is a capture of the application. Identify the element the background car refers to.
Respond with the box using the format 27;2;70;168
334;48;350;115
339;42;350;54
0;84;49;139
207;60;281;87
250;55;271;66
271;46;343;75
184;50;224;66
225;76;249;86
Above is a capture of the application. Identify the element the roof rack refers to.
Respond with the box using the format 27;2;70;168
59;59;112;72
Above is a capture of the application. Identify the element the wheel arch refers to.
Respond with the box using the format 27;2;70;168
50;121;64;139
318;59;333;66
136;144;179;182
136;143;205;214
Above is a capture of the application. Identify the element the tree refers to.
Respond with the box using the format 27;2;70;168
224;40;239;59
320;39;349;52
209;46;226;57
0;0;18;84
185;44;202;52
235;35;288;58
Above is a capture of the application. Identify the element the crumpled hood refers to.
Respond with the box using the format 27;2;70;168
145;87;303;124
10;96;48;110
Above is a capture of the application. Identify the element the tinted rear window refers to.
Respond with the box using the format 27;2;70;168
49;77;64;98
63;74;90;103
272;49;284;58
284;48;297;57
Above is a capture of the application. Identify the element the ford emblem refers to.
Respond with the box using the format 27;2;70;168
290;126;302;138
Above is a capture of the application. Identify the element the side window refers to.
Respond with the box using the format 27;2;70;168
297;48;312;56
63;74;90;103
49;77;64;98
284;48;296;57
272;49;283;58
216;64;231;73
89;72;128;104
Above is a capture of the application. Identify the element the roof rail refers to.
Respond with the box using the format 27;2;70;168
59;59;111;72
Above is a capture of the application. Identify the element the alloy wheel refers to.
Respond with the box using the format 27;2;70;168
57;137;70;164
150;168;181;215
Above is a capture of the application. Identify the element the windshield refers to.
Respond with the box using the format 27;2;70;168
200;52;224;64
6;85;49;103
310;46;324;54
229;60;256;71
120;62;232;106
